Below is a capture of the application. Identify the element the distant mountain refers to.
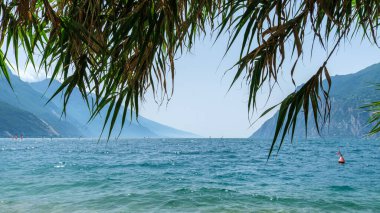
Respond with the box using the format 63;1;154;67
0;70;196;138
250;63;380;139
29;78;157;138
0;101;59;137
0;72;81;137
29;79;197;138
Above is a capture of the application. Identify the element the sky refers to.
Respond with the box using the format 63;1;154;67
139;34;380;138
9;30;380;138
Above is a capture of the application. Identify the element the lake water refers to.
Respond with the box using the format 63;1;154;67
0;138;379;212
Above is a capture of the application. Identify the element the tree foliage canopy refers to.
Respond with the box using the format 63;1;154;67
0;0;380;156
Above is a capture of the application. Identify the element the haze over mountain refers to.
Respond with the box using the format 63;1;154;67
30;79;198;138
0;73;81;137
0;71;196;138
251;63;380;139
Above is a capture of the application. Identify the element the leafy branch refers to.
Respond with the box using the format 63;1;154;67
0;1;379;157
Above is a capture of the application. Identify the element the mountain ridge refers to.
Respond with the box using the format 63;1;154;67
0;71;197;138
250;63;380;139
29;78;198;138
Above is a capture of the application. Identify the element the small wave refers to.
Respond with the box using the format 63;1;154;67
123;161;177;169
162;149;235;156
328;185;355;191
0;146;38;152
54;162;66;168
174;187;237;195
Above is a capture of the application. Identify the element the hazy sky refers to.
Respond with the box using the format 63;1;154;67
10;30;380;138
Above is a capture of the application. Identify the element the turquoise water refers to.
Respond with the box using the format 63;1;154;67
0;138;379;212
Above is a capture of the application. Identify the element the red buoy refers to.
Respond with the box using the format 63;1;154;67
337;150;345;164
338;156;345;164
